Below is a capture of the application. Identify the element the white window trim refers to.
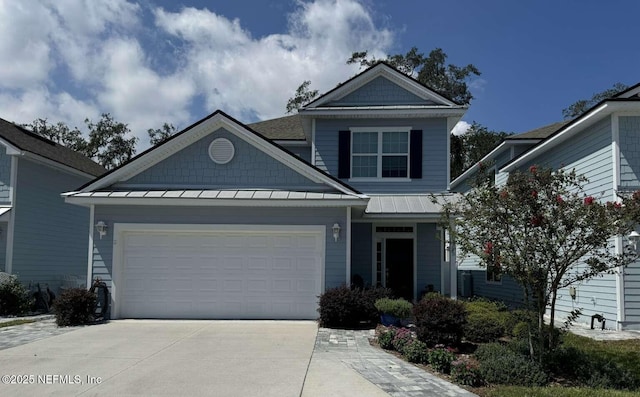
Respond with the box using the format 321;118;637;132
349;126;411;180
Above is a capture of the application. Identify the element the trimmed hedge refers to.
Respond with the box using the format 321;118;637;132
413;293;467;346
463;299;509;343
54;288;96;326
318;286;392;328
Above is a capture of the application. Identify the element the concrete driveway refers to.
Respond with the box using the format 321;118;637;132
0;320;318;397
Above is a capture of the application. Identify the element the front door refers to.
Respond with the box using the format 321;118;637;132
385;238;414;301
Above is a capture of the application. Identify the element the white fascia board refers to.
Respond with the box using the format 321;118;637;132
500;103;616;172
450;142;513;189
450;138;541;190
81;113;358;196
0;138;23;155
64;195;368;208
306;64;458;108
300;107;466;118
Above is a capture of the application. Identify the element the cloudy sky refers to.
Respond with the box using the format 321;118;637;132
1;0;639;150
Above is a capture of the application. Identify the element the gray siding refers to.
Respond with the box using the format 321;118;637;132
12;158;90;288
458;270;524;308
619;116;640;189
625;258;640;329
280;144;312;164
0;222;6;271
416;223;442;294
314;118;448;193
0;147;11;204
351;223;372;286
92;206;347;292
328;76;432;106
123;129;325;191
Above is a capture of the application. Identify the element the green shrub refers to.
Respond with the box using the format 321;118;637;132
545;345;639;390
377;327;396;350
403;340;429;364
318;286;392;328
391;327;413;353
463;299;509;343
374;298;413;318
506;309;538;336
451;358;484;386
475;343;548;386
0;275;33;316
54;288;96;326
428;347;456;373
413;293;467;346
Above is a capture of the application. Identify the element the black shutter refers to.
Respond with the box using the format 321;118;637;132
410;129;423;179
338;130;351;178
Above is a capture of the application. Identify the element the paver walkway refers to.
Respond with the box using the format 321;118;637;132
0;317;80;350
313;328;477;397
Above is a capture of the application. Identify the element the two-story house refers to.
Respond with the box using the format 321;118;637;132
0;118;105;291
450;84;640;331
64;63;466;319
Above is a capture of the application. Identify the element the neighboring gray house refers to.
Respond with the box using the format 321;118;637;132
450;83;640;331
64;63;467;319
0;118;106;291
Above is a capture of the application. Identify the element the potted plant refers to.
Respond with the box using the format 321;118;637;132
375;297;413;326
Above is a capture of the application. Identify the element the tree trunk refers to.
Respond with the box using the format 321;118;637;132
549;289;558;350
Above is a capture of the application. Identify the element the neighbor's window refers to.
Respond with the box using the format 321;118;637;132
351;128;409;178
483;241;502;283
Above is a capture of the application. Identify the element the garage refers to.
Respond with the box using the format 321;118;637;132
113;224;325;319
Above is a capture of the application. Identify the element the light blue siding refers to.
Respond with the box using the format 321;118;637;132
416;223;442;294
458;271;524;308
625;259;640;329
0;147;11;204
0;222;6;271
619;116;640;329
457;117;619;324
619;116;640;189
92;206;347;293
351;223;372;286
280;144;312;164
12;158;90;289
523;118;612;196
123;129;326;191
314;118;449;193
328;76;433;106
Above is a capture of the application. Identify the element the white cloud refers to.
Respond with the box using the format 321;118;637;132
452;120;471;136
0;0;395;150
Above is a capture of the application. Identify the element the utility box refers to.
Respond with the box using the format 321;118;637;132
460;271;473;298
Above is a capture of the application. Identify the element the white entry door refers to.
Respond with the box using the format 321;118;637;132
114;225;324;319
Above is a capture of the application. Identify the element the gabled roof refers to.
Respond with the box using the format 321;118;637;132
248;114;305;141
0;118;105;177
301;62;466;111
74;110;363;197
501;96;640;173
507;120;571;140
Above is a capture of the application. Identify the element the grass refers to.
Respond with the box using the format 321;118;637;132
479;386;640;397
561;332;640;371
0;319;36;328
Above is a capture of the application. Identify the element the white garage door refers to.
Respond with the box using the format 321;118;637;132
115;225;324;319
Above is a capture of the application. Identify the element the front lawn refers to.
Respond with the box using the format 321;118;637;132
0;319;36;328
480;386;640;397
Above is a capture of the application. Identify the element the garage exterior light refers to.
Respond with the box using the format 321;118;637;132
332;223;341;242
95;221;108;239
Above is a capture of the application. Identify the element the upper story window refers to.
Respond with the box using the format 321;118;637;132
350;128;410;179
338;127;423;180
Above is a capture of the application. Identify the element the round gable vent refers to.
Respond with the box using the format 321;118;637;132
209;138;235;164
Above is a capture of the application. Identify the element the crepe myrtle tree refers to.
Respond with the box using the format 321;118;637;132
441;164;640;358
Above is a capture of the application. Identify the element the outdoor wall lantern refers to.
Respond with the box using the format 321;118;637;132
95;221;108;240
332;223;341;242
629;230;640;251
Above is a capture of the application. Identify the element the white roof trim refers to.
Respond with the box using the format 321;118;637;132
80;112;359;196
501;101;640;173
300;107;466;118
450;139;541;189
615;86;640;99
64;190;368;208
304;63;460;109
0;138;23;155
